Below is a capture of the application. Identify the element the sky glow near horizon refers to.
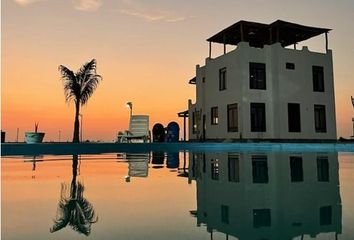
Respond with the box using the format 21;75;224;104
2;0;354;141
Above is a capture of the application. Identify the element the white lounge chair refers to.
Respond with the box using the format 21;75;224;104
118;115;151;143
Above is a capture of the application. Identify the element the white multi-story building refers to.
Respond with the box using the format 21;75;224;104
188;20;336;141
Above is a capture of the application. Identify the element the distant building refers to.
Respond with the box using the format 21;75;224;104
188;20;336;141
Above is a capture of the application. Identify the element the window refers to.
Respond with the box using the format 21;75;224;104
253;209;271;228
211;107;218;125
219;68;227;90
250;62;266;89
221;205;229;224
211;159;219;180
251;103;266;132
290;156;303;182
314;105;326;133
313;66;324;92
192;112;197;134
320;206;332;225
227;103;238;132
317;156;329;182
286;62;295;70
202;77;205;83
288;103;301;132
228;153;240;182
252;155;268;183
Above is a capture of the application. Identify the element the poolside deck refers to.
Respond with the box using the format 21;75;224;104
2;142;354;156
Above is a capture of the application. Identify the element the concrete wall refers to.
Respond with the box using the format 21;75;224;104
188;42;336;141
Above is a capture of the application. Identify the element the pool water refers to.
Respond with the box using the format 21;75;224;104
2;151;354;240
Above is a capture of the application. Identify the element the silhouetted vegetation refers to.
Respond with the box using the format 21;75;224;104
50;155;98;235
59;59;102;143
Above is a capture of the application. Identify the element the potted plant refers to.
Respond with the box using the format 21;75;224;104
25;123;45;144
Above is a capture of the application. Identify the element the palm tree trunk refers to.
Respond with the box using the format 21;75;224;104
73;101;80;143
71;155;78;199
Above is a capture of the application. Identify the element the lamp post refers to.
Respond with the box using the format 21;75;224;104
126;102;133;118
79;114;83;142
58;130;61;143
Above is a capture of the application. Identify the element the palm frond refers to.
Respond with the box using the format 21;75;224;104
76;59;102;106
50;187;72;233
76;182;98;223
76;181;85;198
50;201;71;233
70;223;90;236
77;198;98;223
58;65;81;103
58;65;75;82
80;74;102;105
51;181;98;236
60;183;70;199
68;201;96;235
76;59;96;84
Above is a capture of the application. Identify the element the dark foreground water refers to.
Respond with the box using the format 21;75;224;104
2;151;354;240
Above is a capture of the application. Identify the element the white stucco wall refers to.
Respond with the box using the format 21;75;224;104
188;42;336;141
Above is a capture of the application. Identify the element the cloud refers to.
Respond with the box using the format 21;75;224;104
13;0;42;6
119;9;185;22
119;9;164;21
117;0;188;23
12;0;103;12
166;17;186;23
73;0;102;12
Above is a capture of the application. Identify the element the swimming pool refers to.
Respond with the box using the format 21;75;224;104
2;149;354;239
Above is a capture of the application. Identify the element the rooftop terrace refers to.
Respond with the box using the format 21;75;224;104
207;20;331;57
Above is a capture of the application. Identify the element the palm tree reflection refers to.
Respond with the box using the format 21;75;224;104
50;155;98;235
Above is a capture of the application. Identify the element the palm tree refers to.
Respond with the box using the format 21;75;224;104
59;59;102;143
50;155;98;235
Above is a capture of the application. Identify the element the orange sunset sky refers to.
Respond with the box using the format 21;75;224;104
2;0;354;142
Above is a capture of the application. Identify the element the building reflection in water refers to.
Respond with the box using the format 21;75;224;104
189;152;342;240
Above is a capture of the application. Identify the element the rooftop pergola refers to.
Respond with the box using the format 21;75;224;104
207;20;331;57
